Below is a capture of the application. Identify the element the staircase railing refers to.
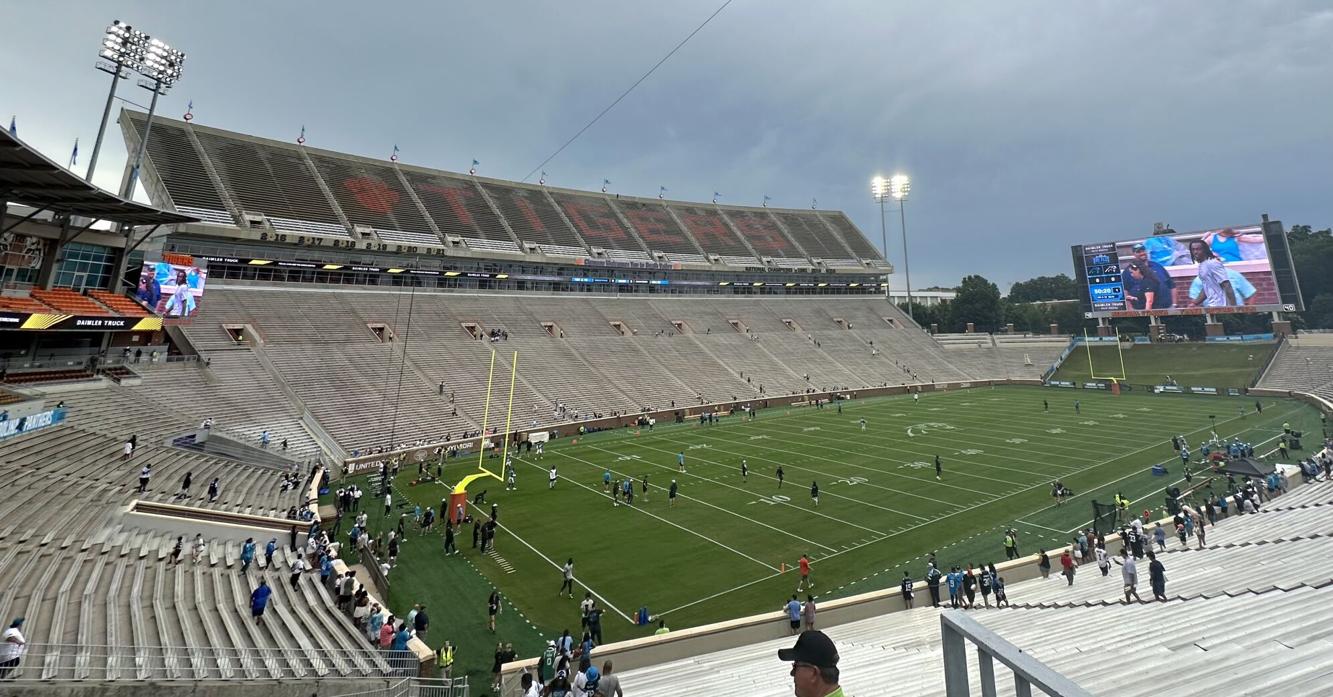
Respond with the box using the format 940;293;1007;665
940;611;1092;697
6;642;420;682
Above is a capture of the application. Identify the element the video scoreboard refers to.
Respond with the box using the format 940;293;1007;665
1077;242;1125;312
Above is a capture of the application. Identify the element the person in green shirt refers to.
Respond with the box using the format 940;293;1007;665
653;619;670;635
778;630;845;697
538;640;557;684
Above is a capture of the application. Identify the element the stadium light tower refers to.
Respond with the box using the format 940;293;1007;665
87;20;149;182
890;174;914;320
871;176;893;300
120;36;186;200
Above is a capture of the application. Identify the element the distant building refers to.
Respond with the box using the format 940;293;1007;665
888;286;956;307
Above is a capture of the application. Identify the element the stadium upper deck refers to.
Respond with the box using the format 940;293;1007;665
120;110;889;279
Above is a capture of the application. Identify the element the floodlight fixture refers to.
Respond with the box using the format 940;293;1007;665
889;174;911;201
871;175;890;202
87;20;187;186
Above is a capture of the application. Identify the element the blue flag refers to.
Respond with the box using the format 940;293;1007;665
7;116;15;137
69;138;79;168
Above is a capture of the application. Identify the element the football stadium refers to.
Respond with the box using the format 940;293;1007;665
2;6;1332;697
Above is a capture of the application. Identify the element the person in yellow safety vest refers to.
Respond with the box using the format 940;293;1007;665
437;641;455;678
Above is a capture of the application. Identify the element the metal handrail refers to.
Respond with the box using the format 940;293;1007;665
1;642;419;682
940;611;1092;697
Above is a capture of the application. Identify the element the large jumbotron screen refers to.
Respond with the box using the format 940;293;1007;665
1072;225;1284;318
137;261;208;318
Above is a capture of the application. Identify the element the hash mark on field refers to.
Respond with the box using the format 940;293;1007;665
487;550;516;574
749;435;770;440
802;427;821;432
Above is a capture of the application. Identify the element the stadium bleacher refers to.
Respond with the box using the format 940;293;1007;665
123;111;896;273
1258;334;1333;403
165;288;1041;453
609;476;1333;696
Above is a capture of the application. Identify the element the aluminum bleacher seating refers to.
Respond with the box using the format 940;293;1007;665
769;210;857;262
614;478;1333;696
479;182;588;251
1258;336;1333;402
185;125;348;235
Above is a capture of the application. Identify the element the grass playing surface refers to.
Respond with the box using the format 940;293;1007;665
1050;342;1275;389
348;385;1318;685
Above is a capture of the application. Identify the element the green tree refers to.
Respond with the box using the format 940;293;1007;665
899;301;945;331
1304;293;1333;329
1007;274;1080;304
1288;226;1333;327
948;275;1004;332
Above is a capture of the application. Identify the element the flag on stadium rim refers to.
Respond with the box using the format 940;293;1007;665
659;186;667;199
68;138;79;168
539;171;547;185
601;178;610;193
390;144;399;162
297;125;305;145
469;159;478;175
712;191;720;204
763;194;771;207
811;197;817;209
8;116;15;137
183;100;194;122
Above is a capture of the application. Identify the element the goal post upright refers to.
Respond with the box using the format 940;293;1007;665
1082;328;1128;386
476;349;497;473
498;351;518;466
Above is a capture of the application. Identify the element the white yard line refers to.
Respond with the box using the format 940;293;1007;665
1014;519;1067;534
511;458;780;572
563;446;849;550
593;439;914;528
455;492;636;624
658;405;1270;615
664;429;1003;503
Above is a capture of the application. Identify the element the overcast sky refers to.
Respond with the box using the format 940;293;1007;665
4;1;1331;290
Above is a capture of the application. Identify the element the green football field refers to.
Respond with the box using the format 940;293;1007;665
1050;342;1275;389
345;385;1319;684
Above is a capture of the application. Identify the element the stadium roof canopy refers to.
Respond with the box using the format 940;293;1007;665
0;128;197;227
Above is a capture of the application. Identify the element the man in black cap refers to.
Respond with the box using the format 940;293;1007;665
778;630;844;697
1122;243;1174;309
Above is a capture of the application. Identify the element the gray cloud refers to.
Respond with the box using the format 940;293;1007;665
2;1;1329;290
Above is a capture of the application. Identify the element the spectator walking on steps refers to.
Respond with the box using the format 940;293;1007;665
1060;549;1075;586
250;580;272;625
240;538;256;574
1148;551;1167;601
137;464;152;493
0;617;26;680
289;555;307;590
1119;547;1142;604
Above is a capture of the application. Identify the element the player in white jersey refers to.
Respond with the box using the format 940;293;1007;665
548;465;558;489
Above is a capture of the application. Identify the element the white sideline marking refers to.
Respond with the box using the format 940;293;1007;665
456;494;634;624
